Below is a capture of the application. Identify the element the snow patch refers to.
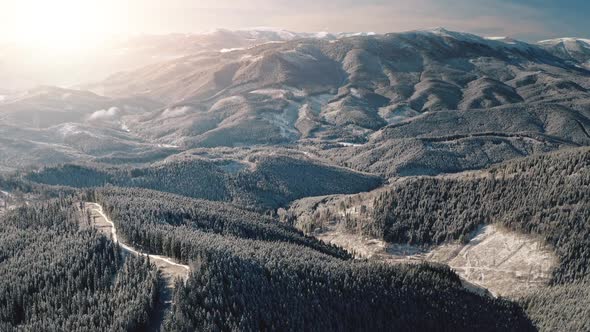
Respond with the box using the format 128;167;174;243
250;88;289;98
210;96;246;112
157;143;180;149
280;50;318;66
315;223;556;298
57;123;84;137
350;88;362;99
379;105;421;124
220;47;245;53
538;37;590;45
260;102;300;139
485;36;518;45
338;142;363;147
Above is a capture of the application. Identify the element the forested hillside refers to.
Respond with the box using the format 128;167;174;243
292;147;590;330
0;198;159;332
26;154;382;210
91;187;349;259
368;147;590;284
79;187;534;331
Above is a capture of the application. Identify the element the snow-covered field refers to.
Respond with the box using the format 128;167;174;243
316;224;556;298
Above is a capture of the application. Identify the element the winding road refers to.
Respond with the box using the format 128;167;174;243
85;203;190;280
84;202;190;331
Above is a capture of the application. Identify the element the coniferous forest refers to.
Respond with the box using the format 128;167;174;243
0;198;159;331
293;147;590;330
3;146;590;331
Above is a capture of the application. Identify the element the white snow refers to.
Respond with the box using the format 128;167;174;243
409;27;531;50
314;31;333;39
57;123;85;137
157;143;180;149
350;88;362;99
297;104;313;122
338;142;363;147
338;32;376;38
236;27;299;40
280;50;318;65
250;87;307;100
210;96;247;111
201;28;375;42
263;109;299;139
379;105;421;124
91;203;189;272
538;37;590;45
220;47;245;53
314;221;556;298
485;36;518;45
250;88;289;98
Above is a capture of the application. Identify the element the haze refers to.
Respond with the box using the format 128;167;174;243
1;0;589;48
0;0;588;90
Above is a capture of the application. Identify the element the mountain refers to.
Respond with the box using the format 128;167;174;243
0;87;174;170
26;148;382;210
3;27;590;331
84;28;590;177
0;86;163;128
538;37;590;69
0;28;371;91
2;29;590;178
288;146;590;330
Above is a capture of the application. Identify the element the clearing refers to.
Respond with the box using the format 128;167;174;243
316;224;556;298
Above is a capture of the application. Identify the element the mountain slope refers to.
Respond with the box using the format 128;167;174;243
538;38;590;69
26;150;382;209
85;29;590;178
2;29;590;178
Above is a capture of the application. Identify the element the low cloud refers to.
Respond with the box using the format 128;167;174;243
89;107;120;121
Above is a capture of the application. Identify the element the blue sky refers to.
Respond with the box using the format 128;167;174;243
1;0;588;42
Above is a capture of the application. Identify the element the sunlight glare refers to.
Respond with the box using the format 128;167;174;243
12;0;106;53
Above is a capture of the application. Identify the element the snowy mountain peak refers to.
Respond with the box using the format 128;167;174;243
537;37;590;68
538;37;590;46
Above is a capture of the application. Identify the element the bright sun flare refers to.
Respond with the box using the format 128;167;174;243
13;0;105;52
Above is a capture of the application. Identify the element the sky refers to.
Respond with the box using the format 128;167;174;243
0;0;588;47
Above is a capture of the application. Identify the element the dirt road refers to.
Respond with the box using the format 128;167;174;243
84;202;190;331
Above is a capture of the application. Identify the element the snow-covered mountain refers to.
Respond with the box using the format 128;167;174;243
80;28;590;177
538;37;590;68
0;28;375;91
2;28;590;175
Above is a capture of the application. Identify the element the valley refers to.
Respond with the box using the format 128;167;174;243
0;26;589;331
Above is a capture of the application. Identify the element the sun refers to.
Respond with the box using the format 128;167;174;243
12;0;105;53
